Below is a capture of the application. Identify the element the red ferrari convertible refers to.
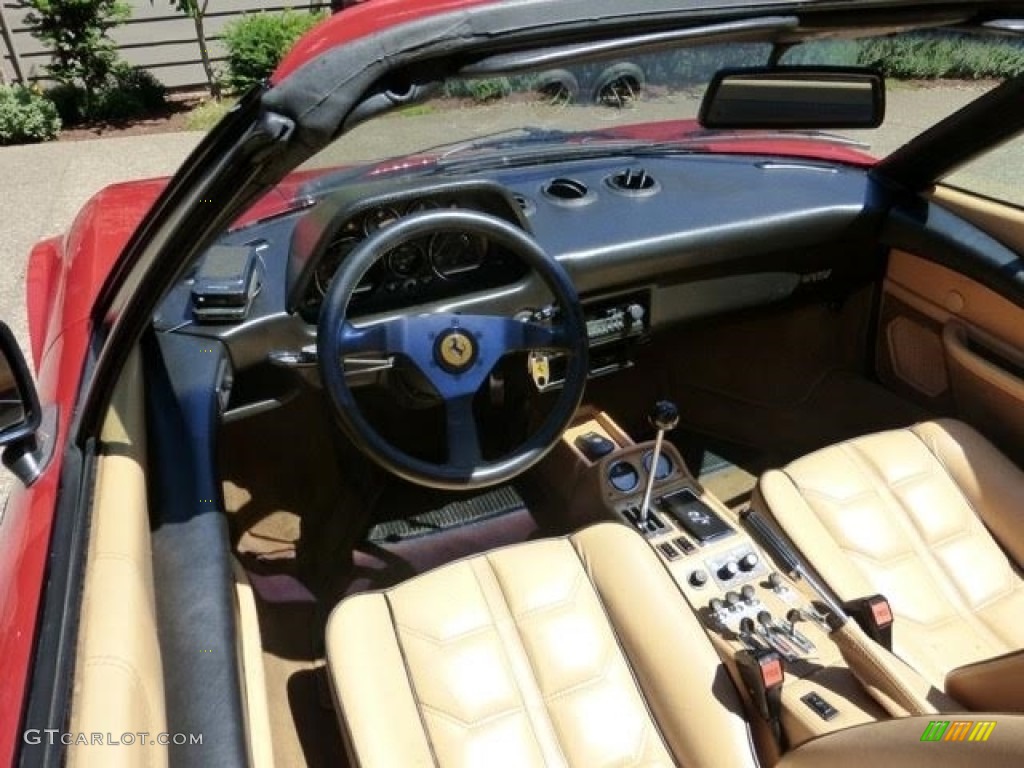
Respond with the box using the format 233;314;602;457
4;1;1024;766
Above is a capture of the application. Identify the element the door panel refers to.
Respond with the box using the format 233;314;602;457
879;248;1024;462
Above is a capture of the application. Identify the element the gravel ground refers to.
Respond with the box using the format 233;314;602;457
0;82;996;508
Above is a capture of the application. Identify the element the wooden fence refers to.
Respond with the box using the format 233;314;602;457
0;1;331;90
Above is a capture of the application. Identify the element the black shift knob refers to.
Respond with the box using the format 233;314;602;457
648;400;679;432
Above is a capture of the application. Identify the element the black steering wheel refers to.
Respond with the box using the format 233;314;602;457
317;209;589;490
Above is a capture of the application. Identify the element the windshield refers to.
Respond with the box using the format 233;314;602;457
299;31;1013;176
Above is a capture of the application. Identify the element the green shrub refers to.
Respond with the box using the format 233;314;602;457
445;78;513;102
221;9;327;93
0;85;61;144
47;64;166;124
23;0;130;98
857;32;1024;79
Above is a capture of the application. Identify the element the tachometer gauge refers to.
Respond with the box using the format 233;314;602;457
362;206;401;234
386;242;427;277
314;235;373;297
429;231;487;278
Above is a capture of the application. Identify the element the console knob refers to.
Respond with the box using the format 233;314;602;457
741;584;756;603
689;570;709;588
649;400;680;432
739;617;756;634
718;560;739;580
627;303;645;325
757;610;774;627
786;608;803;624
768;572;784;591
709;598;726;614
726;591;742;608
739;552;759;571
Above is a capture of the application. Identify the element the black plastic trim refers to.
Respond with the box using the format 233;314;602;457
0;322;42;447
144;331;248;768
873;71;1024;192
17;442;91;768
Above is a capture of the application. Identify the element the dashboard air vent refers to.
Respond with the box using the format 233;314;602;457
606;167;660;196
542;177;593;206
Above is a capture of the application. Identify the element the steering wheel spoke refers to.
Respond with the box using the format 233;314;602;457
445;394;483;468
337;318;394;354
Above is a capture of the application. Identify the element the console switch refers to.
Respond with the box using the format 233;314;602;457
656;541;680;561
801;691;839;721
576;431;616;461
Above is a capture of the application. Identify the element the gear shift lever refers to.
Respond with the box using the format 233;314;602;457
639;400;679;525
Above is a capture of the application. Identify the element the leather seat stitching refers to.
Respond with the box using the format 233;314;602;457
567;539;676;766
838;439;1007;662
839;631;929;715
417;702;526;730
905;430;1018;647
384;592;441;767
510;571;584;620
475;554;569;767
393;621;493;646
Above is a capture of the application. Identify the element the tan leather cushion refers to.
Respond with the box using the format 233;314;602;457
758;419;1024;691
326;522;757;768
68;350;167;768
779;714;1024;768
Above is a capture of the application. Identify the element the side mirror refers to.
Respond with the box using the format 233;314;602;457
699;67;885;130
0;323;42;481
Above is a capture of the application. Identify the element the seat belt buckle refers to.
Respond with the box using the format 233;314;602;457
842;594;893;651
735;649;785;728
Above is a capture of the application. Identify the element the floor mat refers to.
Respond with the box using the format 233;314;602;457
367;484;527;543
673;433;761;507
347;506;541;597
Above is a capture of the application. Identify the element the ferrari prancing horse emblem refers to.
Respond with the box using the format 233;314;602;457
435;328;478;373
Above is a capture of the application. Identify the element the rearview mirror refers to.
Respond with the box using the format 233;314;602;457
699;67;885;130
0;323;40;447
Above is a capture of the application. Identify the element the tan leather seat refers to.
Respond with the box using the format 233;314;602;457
325;522;760;768
756;418;1024;708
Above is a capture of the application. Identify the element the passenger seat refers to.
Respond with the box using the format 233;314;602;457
755;418;1024;711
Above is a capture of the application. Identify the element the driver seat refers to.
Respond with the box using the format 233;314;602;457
324;523;760;768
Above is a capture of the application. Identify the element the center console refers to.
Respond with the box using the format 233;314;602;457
547;407;889;749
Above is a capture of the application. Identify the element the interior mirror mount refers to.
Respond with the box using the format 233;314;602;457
699;66;885;130
0;322;44;486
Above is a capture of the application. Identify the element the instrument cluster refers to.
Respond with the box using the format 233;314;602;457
312;198;489;300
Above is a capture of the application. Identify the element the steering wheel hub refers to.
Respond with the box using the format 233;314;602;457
435;327;478;373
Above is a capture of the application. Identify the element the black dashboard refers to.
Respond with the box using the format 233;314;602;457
154;152;890;386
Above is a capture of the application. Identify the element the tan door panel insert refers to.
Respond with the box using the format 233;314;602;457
881;249;1024;459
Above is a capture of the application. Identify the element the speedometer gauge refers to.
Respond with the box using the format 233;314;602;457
314;235;374;297
429;231;487;278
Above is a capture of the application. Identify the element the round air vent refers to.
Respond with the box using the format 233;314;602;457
605;167;660;196
542;177;594;206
